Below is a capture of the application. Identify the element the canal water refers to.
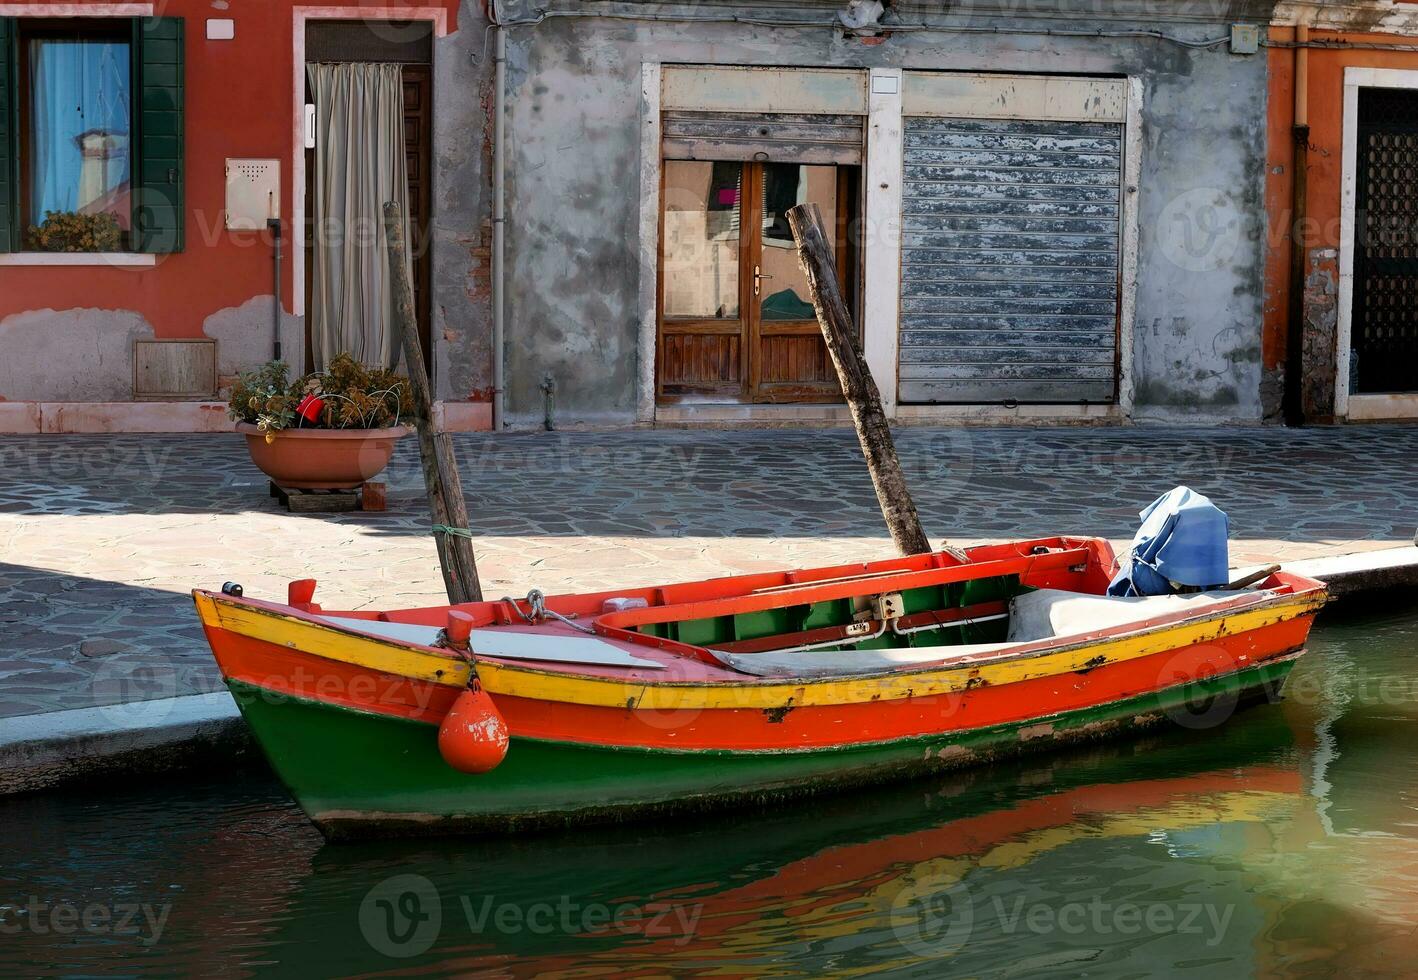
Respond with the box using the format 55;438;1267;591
2;606;1415;978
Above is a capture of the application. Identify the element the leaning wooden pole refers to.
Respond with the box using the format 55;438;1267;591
787;202;934;558
384;202;484;603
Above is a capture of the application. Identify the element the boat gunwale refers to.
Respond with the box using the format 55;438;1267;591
195;573;1328;704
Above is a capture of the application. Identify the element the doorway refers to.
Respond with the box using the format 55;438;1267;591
657;160;859;404
301;21;432;375
1350;85;1418;396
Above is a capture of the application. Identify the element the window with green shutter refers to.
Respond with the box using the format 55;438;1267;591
0;18;16;253
0;15;183;254
132;16;183;253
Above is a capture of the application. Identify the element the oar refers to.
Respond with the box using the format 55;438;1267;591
1223;564;1281;591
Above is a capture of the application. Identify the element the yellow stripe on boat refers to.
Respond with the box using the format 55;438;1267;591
200;590;1323;711
200;594;473;687
481;598;1321;709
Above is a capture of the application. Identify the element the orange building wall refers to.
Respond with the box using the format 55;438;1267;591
1264;23;1418;417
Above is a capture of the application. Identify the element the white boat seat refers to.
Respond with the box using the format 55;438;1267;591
1005;589;1235;643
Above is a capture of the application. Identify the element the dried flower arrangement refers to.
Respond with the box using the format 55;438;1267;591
26;211;123;252
228;354;413;442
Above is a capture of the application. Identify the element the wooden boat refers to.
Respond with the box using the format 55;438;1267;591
193;536;1326;840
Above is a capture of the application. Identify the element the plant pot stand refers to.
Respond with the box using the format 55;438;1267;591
270;480;386;513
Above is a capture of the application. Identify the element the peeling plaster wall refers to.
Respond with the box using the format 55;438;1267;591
201;296;304;385
1300;247;1340;421
498;10;1272;425
0;309;153;401
1129;72;1268;421
431;16;495;405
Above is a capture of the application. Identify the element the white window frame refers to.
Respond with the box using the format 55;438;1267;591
0;3;155;260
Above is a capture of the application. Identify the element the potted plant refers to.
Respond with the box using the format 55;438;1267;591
228;354;413;490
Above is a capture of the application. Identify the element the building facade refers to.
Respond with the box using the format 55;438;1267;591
0;1;1288;432
0;0;489;433
1267;0;1418;424
496;0;1277;428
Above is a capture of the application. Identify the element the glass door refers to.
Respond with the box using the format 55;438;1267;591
749;163;851;403
658;160;856;404
657;160;748;401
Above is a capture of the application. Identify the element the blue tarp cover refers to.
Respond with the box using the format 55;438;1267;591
1108;486;1230;597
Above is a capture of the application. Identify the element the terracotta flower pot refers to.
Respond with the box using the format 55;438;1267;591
237;422;410;490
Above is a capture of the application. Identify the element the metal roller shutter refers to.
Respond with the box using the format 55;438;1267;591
897;117;1122;404
662;111;864;165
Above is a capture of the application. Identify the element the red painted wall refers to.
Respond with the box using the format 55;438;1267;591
0;0;460;338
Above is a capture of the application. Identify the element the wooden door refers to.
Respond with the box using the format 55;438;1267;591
657;160;855;404
401;64;433;375
750;162;854;402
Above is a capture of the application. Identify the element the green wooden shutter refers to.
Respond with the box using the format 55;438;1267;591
132;16;184;253
0;18;16;253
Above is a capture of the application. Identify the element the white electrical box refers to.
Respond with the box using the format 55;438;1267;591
225;158;280;230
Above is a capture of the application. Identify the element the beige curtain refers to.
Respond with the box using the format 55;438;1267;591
307;62;411;371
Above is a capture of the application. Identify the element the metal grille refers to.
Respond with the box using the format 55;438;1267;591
1352;87;1418;394
662;111;864;165
897;117;1122;404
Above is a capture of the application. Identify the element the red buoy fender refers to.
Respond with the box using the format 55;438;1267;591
437;683;510;774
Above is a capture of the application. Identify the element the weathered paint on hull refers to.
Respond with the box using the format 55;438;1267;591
228;654;1299;841
200;599;1320;750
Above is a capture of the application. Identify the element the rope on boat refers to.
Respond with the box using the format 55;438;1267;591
500;588;598;635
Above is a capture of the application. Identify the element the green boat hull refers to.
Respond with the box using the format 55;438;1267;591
228;655;1298;840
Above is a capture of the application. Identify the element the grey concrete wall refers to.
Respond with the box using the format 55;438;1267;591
431;11;496;405
492;7;1273;425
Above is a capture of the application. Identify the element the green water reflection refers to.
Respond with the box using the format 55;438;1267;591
1;606;1415;977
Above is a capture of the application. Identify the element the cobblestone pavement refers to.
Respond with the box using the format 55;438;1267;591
0;425;1414;719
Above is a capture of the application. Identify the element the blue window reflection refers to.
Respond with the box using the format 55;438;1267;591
28;39;132;229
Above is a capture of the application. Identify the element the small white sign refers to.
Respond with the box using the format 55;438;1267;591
871;74;900;96
206;18;235;41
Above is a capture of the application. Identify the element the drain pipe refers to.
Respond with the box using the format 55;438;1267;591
269;218;283;362
491;19;507;430
1284;16;1311;425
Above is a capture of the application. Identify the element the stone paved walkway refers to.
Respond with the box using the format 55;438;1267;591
1;425;1414;719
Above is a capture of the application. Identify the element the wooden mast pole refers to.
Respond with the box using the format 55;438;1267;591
384;202;484;603
787;202;936;558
